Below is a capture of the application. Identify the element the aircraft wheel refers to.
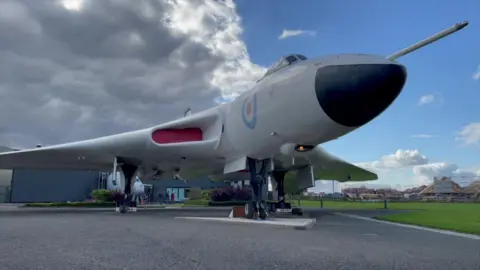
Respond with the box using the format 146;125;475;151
119;205;128;214
244;201;255;219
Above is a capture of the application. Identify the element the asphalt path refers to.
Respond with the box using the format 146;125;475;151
0;208;478;270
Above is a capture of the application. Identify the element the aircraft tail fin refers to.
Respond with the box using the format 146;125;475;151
387;21;468;61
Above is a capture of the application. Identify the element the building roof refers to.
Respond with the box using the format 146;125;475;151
419;177;463;194
464;181;480;194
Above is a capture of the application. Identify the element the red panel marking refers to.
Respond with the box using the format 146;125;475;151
151;128;203;144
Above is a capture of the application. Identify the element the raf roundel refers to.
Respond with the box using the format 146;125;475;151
242;94;257;130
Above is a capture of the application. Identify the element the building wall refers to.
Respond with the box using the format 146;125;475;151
0;169;12;186
10;169;100;203
0;170;13;203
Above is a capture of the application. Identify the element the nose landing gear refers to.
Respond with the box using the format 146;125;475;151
244;158;270;220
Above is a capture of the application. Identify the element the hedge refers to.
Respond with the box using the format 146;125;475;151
91;189;124;202
209;187;252;202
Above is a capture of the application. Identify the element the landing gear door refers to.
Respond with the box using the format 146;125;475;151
296;166;315;191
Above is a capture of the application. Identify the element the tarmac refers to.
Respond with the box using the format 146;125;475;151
0;206;479;270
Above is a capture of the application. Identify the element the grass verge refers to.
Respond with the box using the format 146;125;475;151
375;203;480;235
269;200;480;235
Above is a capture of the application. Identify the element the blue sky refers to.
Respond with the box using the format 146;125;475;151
234;0;480;190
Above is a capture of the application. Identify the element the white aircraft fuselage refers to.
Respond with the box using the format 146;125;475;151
134;53;405;181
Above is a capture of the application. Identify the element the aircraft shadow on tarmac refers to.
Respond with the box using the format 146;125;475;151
0;207;413;220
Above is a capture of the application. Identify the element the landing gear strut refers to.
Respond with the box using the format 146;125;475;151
267;171;303;216
115;161;138;214
244;158;270;220
269;171;292;212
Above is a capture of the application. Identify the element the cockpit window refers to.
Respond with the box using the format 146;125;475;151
285;55;299;64
296;54;308;60
257;54;308;82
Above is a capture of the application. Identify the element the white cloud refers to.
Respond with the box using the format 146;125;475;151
410;134;435;139
278;29;317;40
413;162;480;186
351;149;479;190
0;0;266;148
357;149;428;170
418;94;435;105
456;122;480;146
473;65;480;80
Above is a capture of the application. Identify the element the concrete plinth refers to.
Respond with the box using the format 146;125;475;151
174;216;316;230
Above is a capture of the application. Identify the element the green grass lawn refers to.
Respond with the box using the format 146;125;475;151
376;203;480;235
298;200;480;235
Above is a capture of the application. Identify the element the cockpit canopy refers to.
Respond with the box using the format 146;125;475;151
259;54;308;82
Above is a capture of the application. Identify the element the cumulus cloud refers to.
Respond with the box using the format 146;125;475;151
456;122;480;146
356;149;428;170
278;29;317;40
0;0;266;148
413;162;480;185
354;149;479;188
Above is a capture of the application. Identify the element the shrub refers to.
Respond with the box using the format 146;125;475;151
209;187;252;202
91;189;123;202
208;200;247;206
209;187;232;202
92;189;111;201
232;187;252;201
201;190;212;200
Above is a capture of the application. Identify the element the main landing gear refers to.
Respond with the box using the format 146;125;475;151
114;160;139;214
267;171;303;217
243;158;303;220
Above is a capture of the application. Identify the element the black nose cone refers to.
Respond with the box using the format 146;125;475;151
315;64;407;127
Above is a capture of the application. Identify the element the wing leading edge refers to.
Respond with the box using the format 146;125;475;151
306;146;377;182
0;128;153;171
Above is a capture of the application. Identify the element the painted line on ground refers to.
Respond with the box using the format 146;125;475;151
334;212;480;240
